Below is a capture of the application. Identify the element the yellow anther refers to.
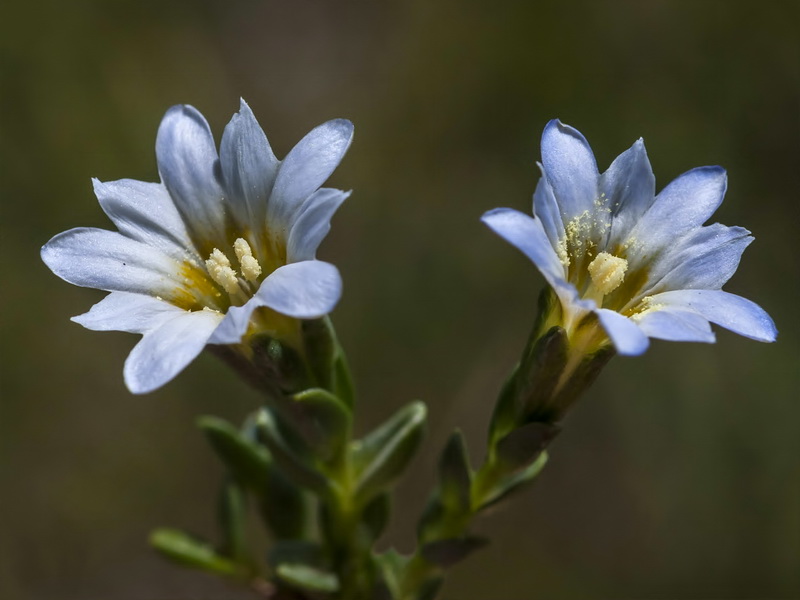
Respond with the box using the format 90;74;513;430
205;248;240;295
587;252;628;295
233;238;262;282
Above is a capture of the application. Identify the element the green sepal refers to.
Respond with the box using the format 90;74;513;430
420;536;488;568
149;528;244;578
550;345;615;413
256;408;332;496
494;421;560;473
276;563;340;594
302;317;337;392
476;450;549;510
279;388;351;463
333;352;356;409
302;317;355;408
361;492;391;543
217;479;249;563
353;401;427;505
250;334;310;396
488;288;568;443
489;324;569;444
198;416;271;490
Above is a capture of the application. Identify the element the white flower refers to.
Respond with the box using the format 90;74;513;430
42;100;353;393
482;120;776;357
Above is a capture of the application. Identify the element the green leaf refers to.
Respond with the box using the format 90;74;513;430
417;431;473;543
256;408;332;496
494;421;560;472
198;416;272;490
375;549;409;600
478;450;549;510
420;536;488;568
361;492;391;542
417;576;444;600
149;528;243;578
241;412;311;540
279;388;351;462
438;430;472;512
217;480;248;563
276;563;340;593
353;401;427;505
268;540;325;571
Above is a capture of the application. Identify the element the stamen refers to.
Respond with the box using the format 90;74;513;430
233;238;262;282
205;248;240;295
587;252;628;295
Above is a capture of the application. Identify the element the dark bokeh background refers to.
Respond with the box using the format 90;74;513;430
1;1;798;598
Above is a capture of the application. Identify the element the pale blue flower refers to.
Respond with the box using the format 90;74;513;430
42;100;353;393
483;120;776;356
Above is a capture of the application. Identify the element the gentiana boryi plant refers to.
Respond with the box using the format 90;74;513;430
41;101;777;600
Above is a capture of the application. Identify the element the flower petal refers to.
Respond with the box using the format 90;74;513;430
646;290;777;342
207;299;259;345
532;164;565;251
156;104;227;243
257;260;342;319
287;188;350;262
93;178;197;262
481;207;566;287
72;292;185;334
209;259;344;344
540;119;599;223
595;308;650;355
41;227;183;298
635;307;716;343
627;166;727;254
124;309;222;394
219;99;279;236
600;138;656;247
642;224;753;296
269;119;354;235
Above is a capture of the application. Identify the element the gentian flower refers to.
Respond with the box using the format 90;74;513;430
483;120;776;358
42;100;353;393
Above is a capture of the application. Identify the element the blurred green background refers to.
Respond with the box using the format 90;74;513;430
1;1;798;598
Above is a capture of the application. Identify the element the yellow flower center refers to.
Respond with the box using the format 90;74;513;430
204;238;264;303
586;251;628;300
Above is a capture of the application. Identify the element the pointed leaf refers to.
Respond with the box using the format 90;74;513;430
268;540;325;570
353;402;427;504
256;408;332;495
420;536;489;568
495;421;560;472
417;577;444;600
279;388;351;462
375;549;409;600
149;528;243;577
198;416;272;490
276;563;340;593
361;492;391;543
478;451;549;510
438;430;472;512
217;480;249;563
